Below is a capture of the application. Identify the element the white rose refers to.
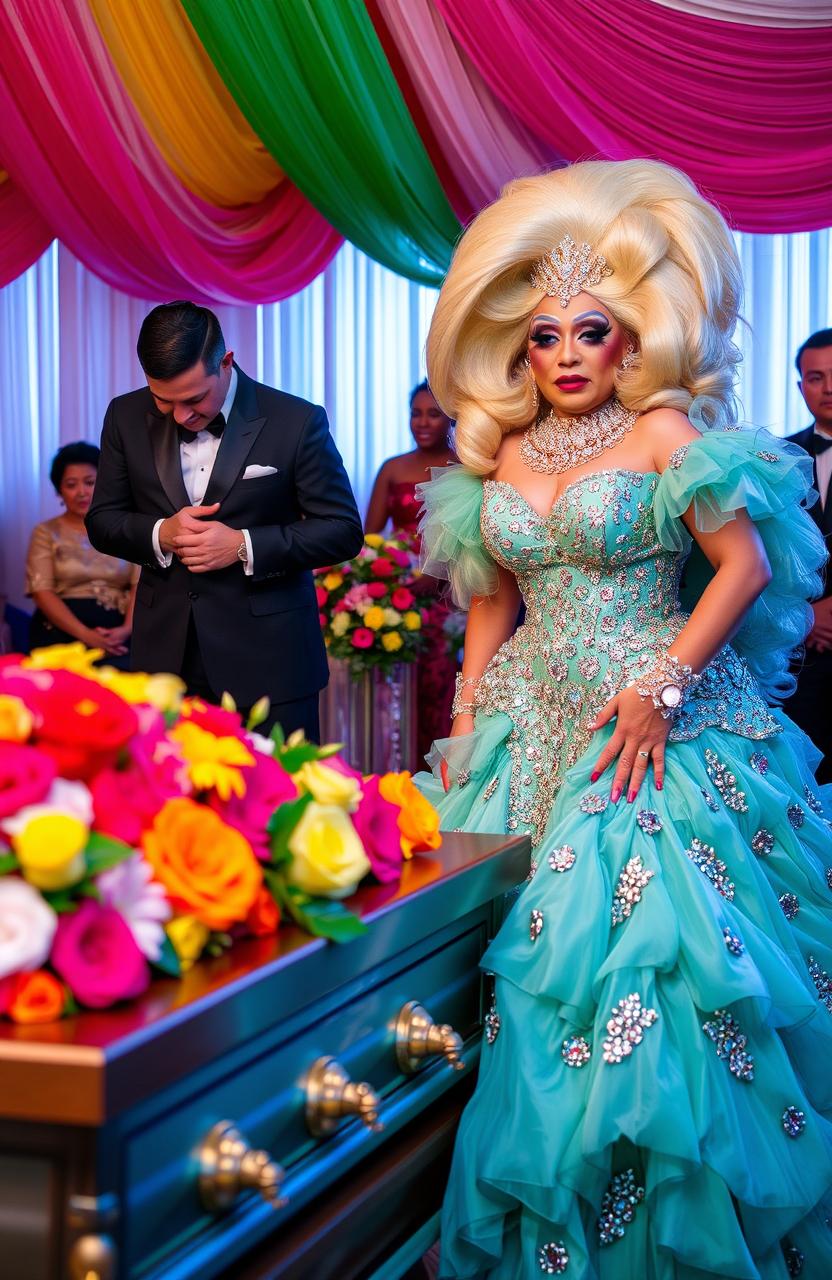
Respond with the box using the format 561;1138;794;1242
0;878;58;978
383;608;402;627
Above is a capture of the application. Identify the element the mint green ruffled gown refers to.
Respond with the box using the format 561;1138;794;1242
414;428;832;1279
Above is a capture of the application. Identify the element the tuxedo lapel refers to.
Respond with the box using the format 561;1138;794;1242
201;368;266;508
149;411;190;512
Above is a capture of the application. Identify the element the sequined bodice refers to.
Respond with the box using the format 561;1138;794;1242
474;469;779;844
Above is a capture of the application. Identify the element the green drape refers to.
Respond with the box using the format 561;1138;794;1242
182;0;460;284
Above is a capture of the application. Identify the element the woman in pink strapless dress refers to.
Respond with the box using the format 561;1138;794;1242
365;381;459;763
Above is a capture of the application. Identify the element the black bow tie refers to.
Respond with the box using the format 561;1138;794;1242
177;412;225;444
812;432;832;456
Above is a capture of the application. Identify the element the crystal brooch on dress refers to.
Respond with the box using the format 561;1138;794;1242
548;845;576;873
787;804;805;829
751;828;774;857
749;751;769;775
782;1242;804;1276
562;1035;591;1068
704;749;748;813
602;994;658;1064
782;1105;806;1138
611;855;655;926
636;809;662;835
598;1168;645;1246
779;893;800;921
580;792;608;815
537;1241;569;1273
702;1009;755;1082
530;908;544;942
685;837;735;900
808;955;832;1012
484;1006;501;1046
723;927;745;957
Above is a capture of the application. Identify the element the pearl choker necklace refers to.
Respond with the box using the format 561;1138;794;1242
519;398;638;475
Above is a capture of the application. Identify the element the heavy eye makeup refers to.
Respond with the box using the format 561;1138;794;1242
529;316;613;348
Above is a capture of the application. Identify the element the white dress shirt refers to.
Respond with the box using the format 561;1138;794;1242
151;367;253;573
813;426;832;510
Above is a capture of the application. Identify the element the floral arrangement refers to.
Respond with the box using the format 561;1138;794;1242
0;645;441;1025
315;534;427;675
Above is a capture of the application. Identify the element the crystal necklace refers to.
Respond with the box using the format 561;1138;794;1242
519;397;638;474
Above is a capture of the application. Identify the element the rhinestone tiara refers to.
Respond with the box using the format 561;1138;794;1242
529;234;612;308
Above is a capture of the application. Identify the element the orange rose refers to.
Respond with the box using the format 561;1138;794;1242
142;797;261;931
8;970;66;1023
245;887;281;938
378;771;442;859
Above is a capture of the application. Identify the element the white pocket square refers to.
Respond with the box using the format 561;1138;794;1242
242;464;279;479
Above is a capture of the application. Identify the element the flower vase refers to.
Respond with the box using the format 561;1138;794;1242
319;658;418;774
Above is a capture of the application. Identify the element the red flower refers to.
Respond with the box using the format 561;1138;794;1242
243;886;281;937
333;599;351;613
51;900;150;1009
366;582;387;599
0;741;56;819
370;557;394;578
319;612;327;627
315;586;328;607
209;751;297;860
388;548;412;568
179;697;245;739
351;628;374;649
391;587;414;610
0;669;137;780
91;722;189;846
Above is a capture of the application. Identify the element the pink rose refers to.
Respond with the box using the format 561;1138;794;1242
92;724;189;846
391;587;414;610
319;612;326;627
370;557;395;578
333;600;351;613
315;586;328;607
343;584;371;609
350;776;403;883
51;900;149;1008
210;752;297;860
366;582;388;599
324;754;364;785
180;697;245;739
351;629;375;649
0;741;56;820
388;548;412;568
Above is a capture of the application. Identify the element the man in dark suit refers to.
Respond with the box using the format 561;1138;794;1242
786;327;832;782
87;302;363;740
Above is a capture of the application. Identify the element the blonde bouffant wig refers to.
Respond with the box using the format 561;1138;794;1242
427;159;743;474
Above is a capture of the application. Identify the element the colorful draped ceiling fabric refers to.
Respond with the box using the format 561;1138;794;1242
0;0;829;300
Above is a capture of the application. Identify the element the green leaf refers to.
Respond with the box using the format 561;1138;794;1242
280;885;368;943
0;853;19;875
77;882;102;901
267;793;313;864
270;721;286;750
63;991;80;1017
84;832;135;874
278;741;321;773
42;890;80;914
152;933;182;978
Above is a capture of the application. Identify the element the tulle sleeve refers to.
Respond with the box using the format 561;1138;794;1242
653;427;827;702
416;464;498;608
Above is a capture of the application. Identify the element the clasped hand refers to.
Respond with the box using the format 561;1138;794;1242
159;503;241;573
589;684;670;803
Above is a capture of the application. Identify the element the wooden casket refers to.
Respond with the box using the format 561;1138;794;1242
0;832;530;1280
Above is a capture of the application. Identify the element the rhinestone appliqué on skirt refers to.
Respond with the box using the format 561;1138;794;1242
700;787;720;812
484;1006;501;1045
636;809;662;835
530;908;544;942
527;858;538;881
782;1242;805;1276
611;855;655;926
826;867;832;891
668;444;690;469
723;927;745;956
704;749;748;812
808;955;832;1012
580;792;608;815
751;828;774;857
482;775;500;802
779;892;800;921
702;1009;755;1082
804;784;823;816
782;1105;806;1138
685;837;735;900
598;1168;645;1246
548;845;576;873
562;1035;592;1068
787;803;805;830
537;1241;569;1273
602;993;658;1064
749;751;769;775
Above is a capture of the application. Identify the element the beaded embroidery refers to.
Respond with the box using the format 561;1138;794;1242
826;867;832;891
598;1169;645;1246
787;804;805;830
782;1243;805;1276
580;793;608;815
723;927;745;956
804;784;823;816
782;1105;806;1138
636;809;662;835
808;955;832;1012
482;775;500;802
751;828;774;857
548;845;576;873
668;444;689;469
538;1242;569;1274
484;1006;501;1046
602;993;658;1064
700;787;720;812
611;855;655;926
702;1009;755;1082
562;1035;592;1068
530;908;544;942
685;837;735;900
779;893;800;921
704;749;749;812
749;751;769;775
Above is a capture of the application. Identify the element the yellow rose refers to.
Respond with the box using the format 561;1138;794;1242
382;631;403;652
363;606;386;631
96;667;185;712
23;642;102;674
403;611;422;631
166;915;210;972
363;534;384;548
295;760;361;811
0;694;34;742
286;803;370;898
331;612;351;637
322;572;344;591
13;813;88;890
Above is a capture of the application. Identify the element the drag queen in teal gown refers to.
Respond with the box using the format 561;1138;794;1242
414;160;832;1278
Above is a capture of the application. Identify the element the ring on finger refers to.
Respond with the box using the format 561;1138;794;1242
637;749;650;759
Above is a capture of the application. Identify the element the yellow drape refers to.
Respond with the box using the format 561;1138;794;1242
88;0;282;207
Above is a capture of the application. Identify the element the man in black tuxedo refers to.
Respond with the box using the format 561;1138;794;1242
86;302;363;740
786;327;832;782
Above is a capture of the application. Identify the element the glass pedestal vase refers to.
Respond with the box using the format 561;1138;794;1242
318;658;418;774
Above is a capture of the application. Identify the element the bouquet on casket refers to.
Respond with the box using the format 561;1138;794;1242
0;645;441;1025
315;533;428;676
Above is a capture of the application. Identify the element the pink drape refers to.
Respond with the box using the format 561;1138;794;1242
0;0;342;304
0;176;53;288
435;0;832;233
369;0;561;224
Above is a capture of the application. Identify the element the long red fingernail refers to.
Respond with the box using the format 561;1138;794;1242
611;785;622;804
627;790;636;804
656;780;663;791
590;771;600;783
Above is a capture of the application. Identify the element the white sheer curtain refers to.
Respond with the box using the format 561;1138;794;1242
0;232;829;607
